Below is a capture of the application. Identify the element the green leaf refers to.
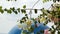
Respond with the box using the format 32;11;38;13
47;10;50;13
43;23;47;25
21;9;26;14
51;30;55;34
25;14;28;16
43;0;49;3
4;8;8;11
0;6;2;9
28;26;34;32
15;0;17;1
52;26;54;29
0;8;4;14
7;9;12;14
34;9;37;14
7;0;10;1
58;31;60;34
17;8;20;12
0;10;4;14
13;10;18;14
10;7;15;11
20;20;23;23
49;28;52;31
57;0;60;2
53;0;56;3
23;5;26;9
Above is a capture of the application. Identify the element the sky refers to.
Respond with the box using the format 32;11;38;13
0;0;53;33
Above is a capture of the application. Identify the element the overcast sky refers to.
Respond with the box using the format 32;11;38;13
0;0;53;33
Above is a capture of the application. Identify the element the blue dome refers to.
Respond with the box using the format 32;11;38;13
9;23;49;34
